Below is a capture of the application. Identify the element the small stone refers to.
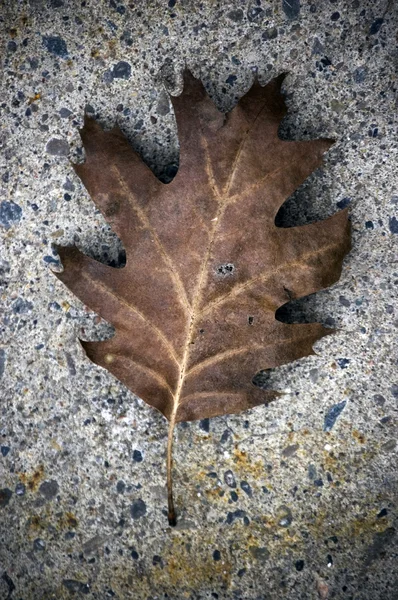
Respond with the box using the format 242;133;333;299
369;18;384;35
336;358;350;369
132;450;142;462
354;66;367;83
33;538;46;551
249;546;270;562
230;491;238;502
227;9;244;22
1;446;10;457
12;298;33;314
113;61;131;79
389;217;398;234
62;580;90;594
46;138;69;157
0;349;5;379
213;549;221;561
262;27;278;41
377;508;388;518
323;401;346;432
0;488;12;508
157;90;170;116
336;197;351;209
240;481;252;497
296;559;305;571
282;444;299;457
224;470;236;488
247;6;264;22
282;0;300;20
331;11;340;21
0;201;22;229
199;418;210;432
277;505;293;527
373;394;385;406
130;498;147;519
7;41;17;52
59;107;73;118
42;35;68;58
39;479;59;500
391;385;398;398
381;440;396;452
131;549;139;559
225;509;247;524
308;464;317;480
226;74;237;86
15;482;26;496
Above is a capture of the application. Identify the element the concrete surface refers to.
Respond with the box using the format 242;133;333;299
0;1;397;599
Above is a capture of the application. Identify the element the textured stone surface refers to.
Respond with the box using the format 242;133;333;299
0;1;397;599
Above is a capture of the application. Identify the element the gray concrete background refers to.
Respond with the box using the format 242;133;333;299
0;1;397;599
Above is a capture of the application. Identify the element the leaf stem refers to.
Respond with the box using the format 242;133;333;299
166;410;177;526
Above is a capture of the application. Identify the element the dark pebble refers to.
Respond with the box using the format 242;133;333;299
46;138;69;156
168;0;176;6
230;491;238;502
62;580;90;594
282;0;300;20
12;297;33;314
365;221;374;229
157;90;170;116
224;470;236;488
331;11;340;21
262;27;278;41
314;479;324;487
152;555;162;566
390;384;398;398
113;61;131;79
282;443;299;457
0;488;12;508
247;6;264;21
377;508;388;518
278;505;293;527
337;197;351;209
33;538;46;551
295;559;305;571
7;41;17;52
130;498;146;519
389;217;398;234
131;549;139;559
308;464;317;480
227;9;244;22
0;349;4;379
249;546;270;562
64;531;75;539
225;509;246;524
1;446;10;457
42;35;68;58
240;481;252;497
337;358;350;369
339;295;350;307
15;482;25;496
213;549;221;561
39;479;59;500
199;418;210;432
59;107;73;118
226;74;237;86
134;119;143;130
369;18;384;35
237;568;246;577
1;573;15;595
0;200;22;229
323;400;346;432
132;450;142;462
43;256;60;265
354;66;367;83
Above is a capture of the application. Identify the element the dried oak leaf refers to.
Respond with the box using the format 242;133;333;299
55;72;350;525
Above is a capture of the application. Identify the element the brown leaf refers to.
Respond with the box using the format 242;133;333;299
55;72;350;524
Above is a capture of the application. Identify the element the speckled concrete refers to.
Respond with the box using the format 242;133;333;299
1;1;397;599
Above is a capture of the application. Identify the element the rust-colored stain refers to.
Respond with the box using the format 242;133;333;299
19;464;45;491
